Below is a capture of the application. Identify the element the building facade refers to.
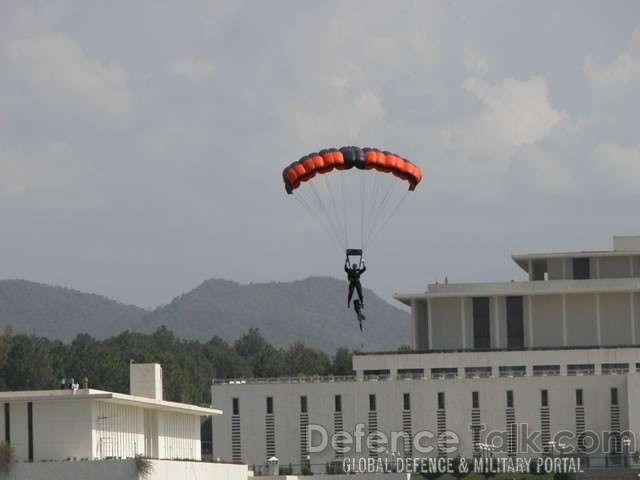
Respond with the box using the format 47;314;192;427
0;363;221;462
211;236;640;472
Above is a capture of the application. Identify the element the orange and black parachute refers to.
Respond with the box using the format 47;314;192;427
282;146;422;194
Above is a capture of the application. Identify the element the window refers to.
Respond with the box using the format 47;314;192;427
334;395;342;412
301;396;308;413
541;390;548;407
611;388;618;406
369;394;376;411
573;257;590;280
232;398;239;415
576;389;583;406
398;368;424;379
438;392;445;410
431;367;458;379
533;365;560;376
506;296;524;347
472;391;479;409
266;397;273;414
473;297;491;348
506;390;514;408
601;363;629;375
499;366;526;377
403;393;411;411
364;369;391;379
567;364;595;376
465;366;492;378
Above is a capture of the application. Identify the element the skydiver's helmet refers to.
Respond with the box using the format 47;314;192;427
352;264;358;270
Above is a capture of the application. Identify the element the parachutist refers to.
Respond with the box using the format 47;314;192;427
345;258;366;308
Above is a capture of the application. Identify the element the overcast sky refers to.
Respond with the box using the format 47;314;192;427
1;1;639;309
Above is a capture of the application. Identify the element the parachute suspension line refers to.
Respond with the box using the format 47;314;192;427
366;188;411;248
361;171;386;249
359;169;367;249
340;171;349;249
374;179;404;241
312;176;348;250
294;188;343;250
322;172;348;251
361;172;392;250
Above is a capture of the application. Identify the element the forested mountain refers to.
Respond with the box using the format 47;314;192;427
0;279;146;340
0;277;411;352
137;277;410;352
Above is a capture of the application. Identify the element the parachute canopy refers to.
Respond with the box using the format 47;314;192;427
282;146;422;252
283;146;422;194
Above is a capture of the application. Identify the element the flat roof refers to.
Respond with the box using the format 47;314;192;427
394;278;640;305
512;250;635;272
0;389;222;416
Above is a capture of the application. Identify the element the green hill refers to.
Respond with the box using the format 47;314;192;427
0;279;146;340
136;276;410;352
0;277;410;352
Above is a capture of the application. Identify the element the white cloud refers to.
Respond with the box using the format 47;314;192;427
511;147;574;193
168;55;216;81
6;33;132;119
592;141;640;190
0;141;99;211
585;28;640;94
452;76;568;150
462;48;490;75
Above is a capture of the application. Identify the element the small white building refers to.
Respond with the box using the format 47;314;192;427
0;363;218;462
0;362;249;480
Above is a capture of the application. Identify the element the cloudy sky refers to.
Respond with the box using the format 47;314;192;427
1;1;639;309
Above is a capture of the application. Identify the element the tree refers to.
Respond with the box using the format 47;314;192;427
1;335;56;389
283;342;331;376
331;348;354;376
234;328;285;377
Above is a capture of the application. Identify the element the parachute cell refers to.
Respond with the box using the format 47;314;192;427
283;146;423;251
283;146;421;194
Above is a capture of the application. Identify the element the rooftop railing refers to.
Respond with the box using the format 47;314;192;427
212;362;637;385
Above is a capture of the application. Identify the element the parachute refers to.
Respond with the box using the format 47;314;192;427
282;146;422;251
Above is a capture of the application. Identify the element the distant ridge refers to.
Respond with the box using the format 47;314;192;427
0;279;146;340
0;277;410;352
137;276;410;352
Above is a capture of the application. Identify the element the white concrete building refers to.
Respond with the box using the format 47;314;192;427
0;363;249;480
211;236;640;473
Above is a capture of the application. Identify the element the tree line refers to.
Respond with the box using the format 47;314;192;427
0;326;355;405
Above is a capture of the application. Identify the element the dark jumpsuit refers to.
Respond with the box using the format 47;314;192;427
345;263;367;305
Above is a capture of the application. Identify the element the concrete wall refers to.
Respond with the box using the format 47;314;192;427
130;363;163;400
414;290;640;351
548;258;565;280
566;294;597;346
430;298;461;349
353;348;640;376
4;459;248;480
158;411;201;460
600;293;632;345
92;400;144;460
212;373;632;467
35;401;93;461
598;256;632;279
